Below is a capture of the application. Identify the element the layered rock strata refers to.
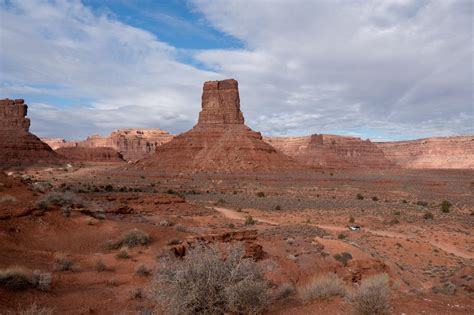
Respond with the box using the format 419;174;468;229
264;134;395;169
55;147;125;162
0;99;60;168
139;79;300;172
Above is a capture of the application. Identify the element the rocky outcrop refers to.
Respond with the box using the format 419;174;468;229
138;79;300;173
375;136;474;169
265;134;395;169
42;128;174;162
0;99;60;168
55;147;125;162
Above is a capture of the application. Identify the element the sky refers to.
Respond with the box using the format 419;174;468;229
0;0;472;141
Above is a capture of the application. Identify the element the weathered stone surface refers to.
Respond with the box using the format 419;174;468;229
265;134;395;169
139;79;300;172
55;147;125;162
0;98;60;168
42;128;174;162
198;79;244;125
376;136;474;169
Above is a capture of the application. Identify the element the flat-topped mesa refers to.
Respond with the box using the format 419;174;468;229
198;79;244;125
0;98;30;131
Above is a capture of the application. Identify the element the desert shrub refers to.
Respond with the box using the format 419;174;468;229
356;193;364;200
416;201;428;207
131;287;143;299
120;229;150;247
441;200;452;213
348;215;355;223
245;215;256;225
372;196;379;201
347;273;390;315
0;267;51;292
402;199;408;204
154;244;269;315
0;194;17;203
159;219;173;226
300;273;346;302
423;211;434;220
116;250;131;259
53;254;78;272
31;270;52;291
36;191;86;210
61;206;72;218
337;233;347;240
167;239;181;245
393;210;401;216
256;191;265;197
95;260;108;272
174;224;188;232
389;218;400;225
432;282;456;295
135;264;152;277
274;283;296;300
275;205;281;210
334;252;352;266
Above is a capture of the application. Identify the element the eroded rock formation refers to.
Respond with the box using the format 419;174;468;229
375;136;474;169
43;128;174;162
0;99;60;168
265;134;395;169
55;147;125;162
138;79;300;172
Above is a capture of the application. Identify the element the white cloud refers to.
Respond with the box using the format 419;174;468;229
192;0;473;138
0;0;221;139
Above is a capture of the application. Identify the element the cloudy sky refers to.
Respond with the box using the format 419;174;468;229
0;0;472;141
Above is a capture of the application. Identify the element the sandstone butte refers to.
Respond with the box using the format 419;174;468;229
137;79;300;172
0;98;60;168
264;134;396;169
43;128;174;162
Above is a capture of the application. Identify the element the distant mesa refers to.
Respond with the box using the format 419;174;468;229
137;79;300;172
0;98;60;168
55;147;125;162
43;128;174;162
265;134;396;169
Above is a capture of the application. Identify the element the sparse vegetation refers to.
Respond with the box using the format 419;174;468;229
356;193;364;200
245;215;256;225
349;215;355;223
334;252;352;266
441;200;452;213
275;205;281;210
338;232;347;240
372;196;379;201
115;250;131;259
154;244;269;315
36;191;86;210
120;229;150;247
15;303;54;315
53;253;78;272
423;211;434;220
174;224;188;232
347;273;390;315
300;273;346;302
274;283;296;300
0;267;51;292
95;260;109;272
256;191;265;197
416;200;428;207
135;264;152;277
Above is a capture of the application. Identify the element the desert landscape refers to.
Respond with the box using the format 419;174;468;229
1;78;473;314
1;1;473;314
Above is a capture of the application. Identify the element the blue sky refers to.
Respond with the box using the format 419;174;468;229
0;0;472;141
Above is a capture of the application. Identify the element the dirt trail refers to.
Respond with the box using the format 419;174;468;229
211;206;474;259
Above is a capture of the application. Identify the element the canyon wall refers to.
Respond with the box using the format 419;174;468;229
375;136;474;169
265;134;395;169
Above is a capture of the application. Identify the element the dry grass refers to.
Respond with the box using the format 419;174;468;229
36;191;86;210
0;267;51;292
300;273;346;302
347;273;391;315
119;229;150;247
154;243;269;315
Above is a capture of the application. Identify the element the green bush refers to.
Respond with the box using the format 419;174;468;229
120;229;150;247
441;200;452;213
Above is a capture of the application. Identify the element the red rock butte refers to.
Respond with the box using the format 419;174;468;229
138;79;299;172
0;98;60;168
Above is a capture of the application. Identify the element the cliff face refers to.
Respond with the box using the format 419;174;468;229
264;134;395;169
0;99;60;168
55;147;125;162
43;128;174;162
375;136;474;169
138;79;300;172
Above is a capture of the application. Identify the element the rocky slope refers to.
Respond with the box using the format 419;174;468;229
265;134;395;169
0;99;60;168
375;136;474;169
43;128;174;162
138;79;300;172
55;147;125;162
